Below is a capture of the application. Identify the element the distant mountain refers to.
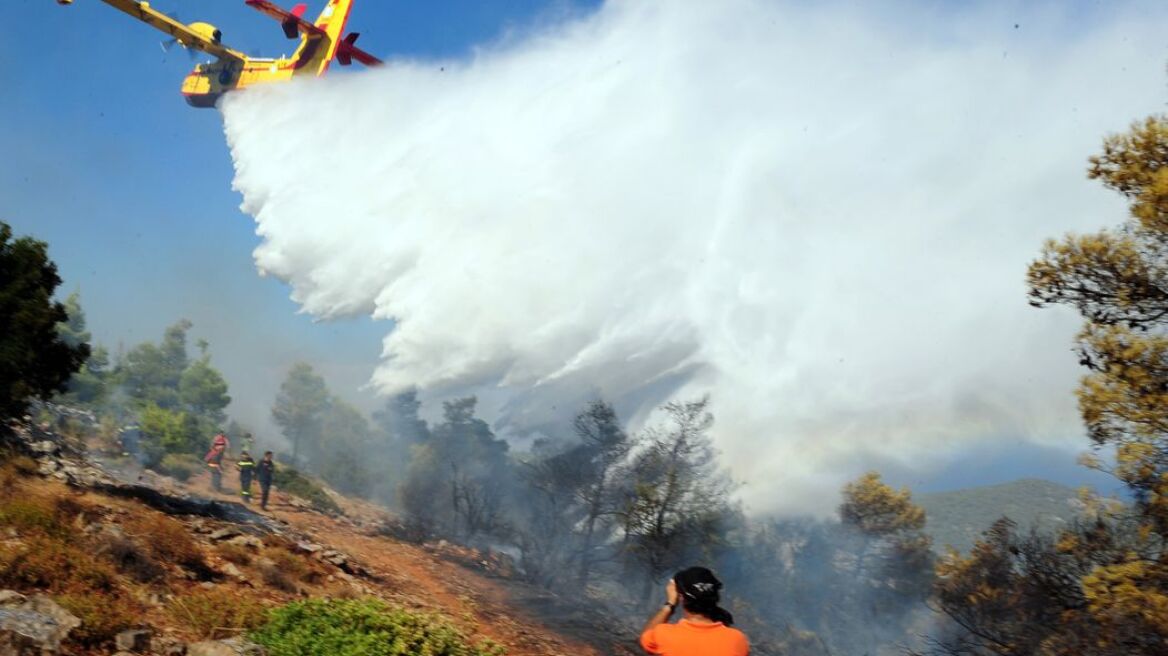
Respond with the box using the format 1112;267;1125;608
918;478;1086;554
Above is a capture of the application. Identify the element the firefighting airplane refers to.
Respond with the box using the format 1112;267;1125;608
57;0;382;108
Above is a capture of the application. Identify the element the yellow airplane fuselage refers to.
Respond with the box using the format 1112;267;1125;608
181;4;344;108
181;55;321;108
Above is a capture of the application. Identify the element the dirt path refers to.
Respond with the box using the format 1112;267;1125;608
180;466;638;656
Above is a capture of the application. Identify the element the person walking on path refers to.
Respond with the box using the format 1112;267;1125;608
237;451;256;504
640;567;749;656
257;451;275;510
204;431;230;493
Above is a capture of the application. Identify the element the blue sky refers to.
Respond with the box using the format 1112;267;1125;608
2;0;1148;498
2;0;598;431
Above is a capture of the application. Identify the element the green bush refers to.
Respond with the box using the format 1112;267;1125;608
250;598;504;656
158;453;202;482
272;467;342;515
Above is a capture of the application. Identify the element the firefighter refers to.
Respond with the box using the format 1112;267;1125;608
257;451;275;510
204;441;226;492
237;451;256;503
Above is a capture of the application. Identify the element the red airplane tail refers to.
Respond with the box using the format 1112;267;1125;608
244;0;382;69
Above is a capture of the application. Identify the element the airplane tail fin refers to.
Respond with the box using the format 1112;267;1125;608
245;0;377;71
313;0;352;51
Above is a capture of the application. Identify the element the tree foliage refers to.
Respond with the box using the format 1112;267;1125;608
924;112;1168;655
120;319;193;411
400;397;512;543
179;357;230;424
618;397;734;596
55;292;110;406
271;362;329;465
0;223;89;418
117;320;231;460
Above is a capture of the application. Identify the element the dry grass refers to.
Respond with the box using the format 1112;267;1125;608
126;514;208;572
216;542;253;566
54;591;143;647
96;532;166;583
166;587;268;640
0;535;119;592
264;546;325;584
258;563;300;593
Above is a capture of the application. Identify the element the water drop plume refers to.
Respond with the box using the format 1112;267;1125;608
223;0;1167;512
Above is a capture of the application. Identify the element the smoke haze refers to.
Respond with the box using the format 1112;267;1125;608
222;0;1168;513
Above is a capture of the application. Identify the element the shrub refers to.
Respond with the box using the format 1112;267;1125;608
0;535;118;592
96;533;165;583
250;598;506;656
138;403;201;455
258;564;298;593
55;591;142;648
0;497;67;538
2;453;39;477
126;514;206;571
263;547;308;578
216;542;253;566
272;467;342;515
167;587;267;640
158;453;202;482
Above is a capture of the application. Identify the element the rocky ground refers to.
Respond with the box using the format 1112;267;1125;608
0;416;640;655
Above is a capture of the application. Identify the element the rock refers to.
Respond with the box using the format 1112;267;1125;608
320;550;347;567
295;542;322;554
220;563;246;582
187;638;265;656
115;628;151;652
0;590;81;654
28;441;57;455
208;528;242;541
150;635;188;655
226;535;263;550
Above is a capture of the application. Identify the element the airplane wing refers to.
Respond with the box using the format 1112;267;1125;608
99;0;246;63
336;33;382;67
244;1;327;40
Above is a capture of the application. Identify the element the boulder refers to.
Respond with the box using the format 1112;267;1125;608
208;528;242;541
226;535;263;550
220;563;246;582
115;628;151;652
0;591;81;654
150;634;188;655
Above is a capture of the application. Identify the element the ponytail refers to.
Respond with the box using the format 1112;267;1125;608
686;598;735;626
673;566;735;626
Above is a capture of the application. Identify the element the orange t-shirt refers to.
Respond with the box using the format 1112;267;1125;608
640;619;750;656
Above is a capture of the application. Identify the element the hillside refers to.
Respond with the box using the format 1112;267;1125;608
918;478;1085;553
0;418;638;656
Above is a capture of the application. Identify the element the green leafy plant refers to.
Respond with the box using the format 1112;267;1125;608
272;467;342;515
250;598;505;656
158;452;202;482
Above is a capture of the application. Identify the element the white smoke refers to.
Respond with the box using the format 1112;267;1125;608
222;0;1168;513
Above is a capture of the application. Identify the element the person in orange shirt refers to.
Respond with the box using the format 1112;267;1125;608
640;567;749;656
